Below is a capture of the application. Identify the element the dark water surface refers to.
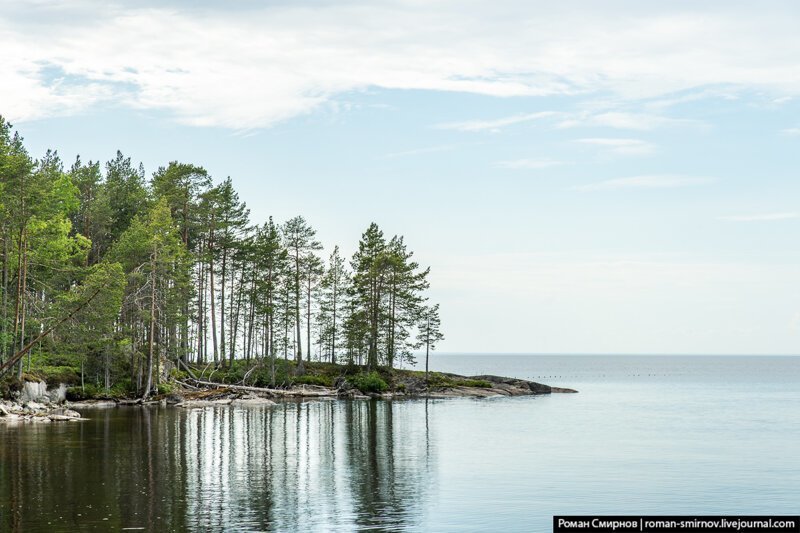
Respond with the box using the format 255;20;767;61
1;355;799;531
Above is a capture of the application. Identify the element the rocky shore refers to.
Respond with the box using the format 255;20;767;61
0;399;84;422
0;373;577;419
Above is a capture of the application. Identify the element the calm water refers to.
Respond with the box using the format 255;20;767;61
1;355;799;532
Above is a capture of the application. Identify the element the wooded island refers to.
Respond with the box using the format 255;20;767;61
0;116;446;401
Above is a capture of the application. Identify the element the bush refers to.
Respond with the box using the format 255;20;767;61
170;369;189;381
460;379;492;388
157;382;174;395
349;372;388;393
109;379;136;399
294;374;333;387
426;373;456;388
0;378;22;399
66;384;101;401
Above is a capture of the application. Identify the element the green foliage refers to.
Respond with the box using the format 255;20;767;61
109;379;136;399
157;382;174;395
294;374;333;387
0;378;22;399
221;365;245;384
0;117;441;399
460;379;492;388
349;371;388;393
26;366;81;386
171;369;189;381
426;372;456;388
424;373;490;389
66;384;101;401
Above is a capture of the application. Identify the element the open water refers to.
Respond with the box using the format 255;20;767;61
1;354;798;531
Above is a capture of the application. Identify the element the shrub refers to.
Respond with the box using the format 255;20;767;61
157;382;174;395
66;384;101;401
170;369;189;381
460;379;493;388
426;373;456;388
34;365;81;386
294;374;334;387
0;378;22;399
109;379;136;399
349;372;388;393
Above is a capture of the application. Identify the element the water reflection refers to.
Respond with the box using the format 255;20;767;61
0;400;434;531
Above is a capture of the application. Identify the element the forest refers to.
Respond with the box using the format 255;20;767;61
0;116;443;399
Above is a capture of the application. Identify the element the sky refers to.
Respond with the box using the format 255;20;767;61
2;0;800;354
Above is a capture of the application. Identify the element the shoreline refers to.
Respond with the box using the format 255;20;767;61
1;372;577;420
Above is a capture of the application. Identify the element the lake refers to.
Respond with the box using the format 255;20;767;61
1;355;799;531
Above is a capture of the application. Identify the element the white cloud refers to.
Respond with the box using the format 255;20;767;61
496;158;565;169
383;144;458;158
718;212;799;221
575;137;656;155
559;111;701;131
574;174;715;192
781;128;800;136
434;112;557;132
2;2;800;128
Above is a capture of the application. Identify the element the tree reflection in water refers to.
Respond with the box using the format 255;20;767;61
0;400;434;531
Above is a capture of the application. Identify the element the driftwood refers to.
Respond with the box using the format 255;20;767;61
186;378;337;398
0;283;107;379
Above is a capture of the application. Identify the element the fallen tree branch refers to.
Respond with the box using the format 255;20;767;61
0;282;107;379
187;378;337;397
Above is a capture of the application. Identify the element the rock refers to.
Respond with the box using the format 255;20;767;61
50;408;81;419
23;401;46;411
48;383;68;403
166;394;184;405
175;400;216;408
20;381;48;402
48;414;74;421
70;400;116;408
231;397;276;406
118;399;142;406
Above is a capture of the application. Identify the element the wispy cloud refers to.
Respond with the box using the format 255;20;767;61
575;138;656;155
495;158;565;169
781;128;800;136
434;112;557;133
574;174;715;192
559;112;702;131
2;3;800;128
718;212;799;221
382;144;457;158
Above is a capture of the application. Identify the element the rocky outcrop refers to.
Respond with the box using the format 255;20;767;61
19;380;68;404
470;375;578;395
0;400;84;422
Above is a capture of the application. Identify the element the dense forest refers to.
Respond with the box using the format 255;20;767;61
0;116;443;398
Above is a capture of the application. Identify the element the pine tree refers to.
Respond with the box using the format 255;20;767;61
282;216;321;373
417;304;444;384
318;246;350;364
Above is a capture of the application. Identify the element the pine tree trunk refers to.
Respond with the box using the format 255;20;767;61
16;243;28;379
306;273;312;363
220;246;227;367
294;251;304;372
1;228;8;363
209;226;219;365
331;282;337;365
144;250;157;399
425;316;431;384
